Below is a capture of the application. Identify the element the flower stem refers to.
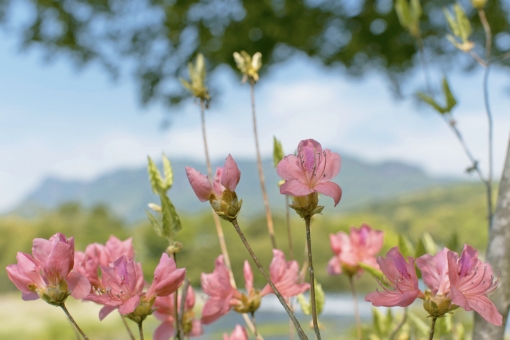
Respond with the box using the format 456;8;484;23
119;312;135;340
199;99;258;337
61;303;89;340
429;317;437;340
304;217;321;340
251;312;259;338
200;98;235;278
285;195;294;260
138;321;145;340
173;252;182;340
231;218;308;339
249;82;277;249
479;8;494;229
348;276;362;340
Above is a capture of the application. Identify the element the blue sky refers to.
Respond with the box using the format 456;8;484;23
0;28;509;212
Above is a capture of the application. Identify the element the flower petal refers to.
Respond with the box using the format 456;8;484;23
67;271;92;299
99;305;117;321
280;180;313;197
154;321;174;340
221;154;241;192
119;294;140;315
314;182;342;206
185;167;213;202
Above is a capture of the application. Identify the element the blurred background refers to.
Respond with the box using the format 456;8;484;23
0;0;509;338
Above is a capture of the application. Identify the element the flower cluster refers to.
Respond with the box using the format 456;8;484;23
328;224;384;277
6;233;90;306
201;250;309;324
365;245;502;325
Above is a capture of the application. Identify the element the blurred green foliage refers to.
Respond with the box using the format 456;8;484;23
0;182;490;295
0;0;508;106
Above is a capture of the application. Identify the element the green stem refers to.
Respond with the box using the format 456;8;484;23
249;81;277;249
172;253;182;339
138;321;144;340
61;303;89;340
429;317;437;340
119;312;135;340
304;217;321;339
231;219;308;339
348;276;362;340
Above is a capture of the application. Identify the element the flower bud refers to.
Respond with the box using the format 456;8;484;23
126;297;155;323
211;190;242;222
233;291;261;314
471;0;488;9
423;291;458;318
288;192;324;219
166;241;183;255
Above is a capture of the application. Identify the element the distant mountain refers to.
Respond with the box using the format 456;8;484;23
12;154;456;222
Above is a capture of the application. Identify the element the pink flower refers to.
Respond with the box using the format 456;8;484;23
6;233;91;305
74;236;136;291
223;325;248;340
153;286;203;339
416;248;450;296
260;249;310;298
186;154;240;202
86;253;185;321
277;139;342;206
327;224;384;277
365;247;421;307
448;245;502;325
200;255;236;324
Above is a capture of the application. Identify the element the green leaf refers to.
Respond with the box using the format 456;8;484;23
442;76;457;112
443;7;460;37
454;3;471;43
297;294;311;315
196;53;206;81
147;156;164;194
273;136;285;168
146;210;163;237
180;78;192;92
395;0;412;29
417;92;447;114
160;193;182;238
398;235;415;258
410;0;422;22
359;263;389;287
314;280;325;315
162;154;173;190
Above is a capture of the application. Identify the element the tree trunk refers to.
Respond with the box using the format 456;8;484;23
473;135;510;339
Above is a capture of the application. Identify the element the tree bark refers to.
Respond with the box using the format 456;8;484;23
473;135;510;339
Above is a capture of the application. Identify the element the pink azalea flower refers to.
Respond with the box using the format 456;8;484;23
153;285;203;339
447;245;502;325
277;139;342;206
74;236;136;291
186;154;240;202
416;248;450;295
86;253;185;321
223;325;248;340
365;247;421;307
260;249;310;298
200;255;236;324
6;233;91;304
327;224;384;277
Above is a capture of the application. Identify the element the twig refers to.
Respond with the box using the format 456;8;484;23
349;276;362;340
231;218;308;339
429;317;437;340
249;82;277;249
304;217;321;339
478;9;494;229
61;303;89;340
469;51;487;67
138;322;145;340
